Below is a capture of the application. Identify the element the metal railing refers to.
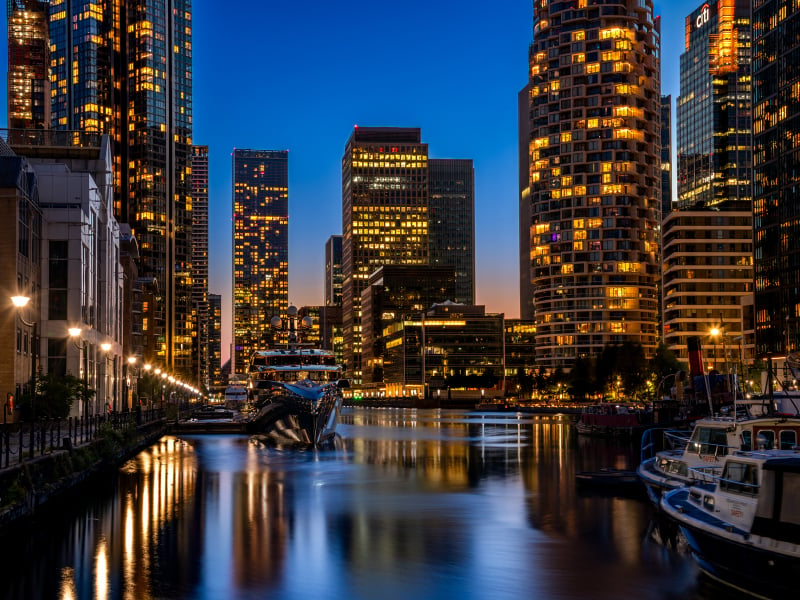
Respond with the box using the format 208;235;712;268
0;408;163;470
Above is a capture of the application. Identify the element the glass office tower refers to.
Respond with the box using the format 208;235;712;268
526;0;662;371
752;0;800;356
6;0;50;129
341;127;429;383
664;0;753;364
12;0;194;379
232;149;289;373
429;158;475;305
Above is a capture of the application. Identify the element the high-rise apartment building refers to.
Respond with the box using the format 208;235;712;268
429;159;475;305
752;0;800;357
208;293;223;390
519;84;534;321
663;0;753;364
10;0;194;380
325;235;343;306
232;149;289;373
6;0;50;129
525;0;662;371
192;145;209;390
341;127;429;383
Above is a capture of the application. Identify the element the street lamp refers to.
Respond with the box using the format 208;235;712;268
101;342;112;414
69;327;90;416
126;356;137;410
11;295;38;423
710;327;720;372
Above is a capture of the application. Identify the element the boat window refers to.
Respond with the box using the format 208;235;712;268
741;431;752;451
779;430;797;450
720;461;759;496
690;427;729;457
757;430;775;450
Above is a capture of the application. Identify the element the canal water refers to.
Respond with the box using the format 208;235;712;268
1;409;727;599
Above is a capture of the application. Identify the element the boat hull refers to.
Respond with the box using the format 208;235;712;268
662;489;800;599
248;388;342;446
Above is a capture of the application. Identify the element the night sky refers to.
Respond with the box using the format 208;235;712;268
2;0;695;357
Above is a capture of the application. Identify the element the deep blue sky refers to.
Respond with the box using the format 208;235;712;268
2;0;693;358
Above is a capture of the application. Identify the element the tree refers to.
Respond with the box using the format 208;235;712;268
568;356;596;401
16;373;91;420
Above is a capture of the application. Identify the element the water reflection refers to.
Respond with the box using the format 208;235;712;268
0;409;710;599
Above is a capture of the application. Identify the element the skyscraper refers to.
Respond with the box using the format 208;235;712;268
341;127;429;383
519;83;534;321
325;235;343;307
429;159;475;305
525;0;662;371
208;293;223;390
663;0;753;364
192;145;209;389
677;0;752;209
232;149;289;373
11;0;194;380
6;0;50;129
752;0;800;356
660;95;673;218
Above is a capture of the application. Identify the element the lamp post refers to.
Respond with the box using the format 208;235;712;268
710;327;720;373
11;295;38;424
69;327;90;417
127;356;137;409
101;342;112;414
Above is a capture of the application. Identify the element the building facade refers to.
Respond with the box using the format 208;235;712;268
2;134;125;416
325;234;343;307
0;146;42;409
360;265;456;386
752;0;800;357
232;149;289;373
208;293;223;392
6;0;50;130
519;84;534;321
341;127;429;383
663;0;753;366
660;95;673;218
428;159;475;305
677;0;752;210
526;0;662;371
662;210;753;366
382;303;505;405
192;145;209;390
11;0;195;383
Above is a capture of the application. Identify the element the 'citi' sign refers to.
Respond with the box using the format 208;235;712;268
695;3;711;29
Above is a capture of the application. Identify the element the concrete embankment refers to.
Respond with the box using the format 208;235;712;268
0;420;168;530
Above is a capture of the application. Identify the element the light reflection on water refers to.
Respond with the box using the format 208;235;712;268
0;408;714;599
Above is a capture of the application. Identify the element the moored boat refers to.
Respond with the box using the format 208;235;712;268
246;307;349;446
575;403;650;437
660;450;800;598
637;408;800;505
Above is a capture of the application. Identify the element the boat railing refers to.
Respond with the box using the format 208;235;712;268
687;464;760;495
685;440;738;460
686;464;724;484
640;428;692;462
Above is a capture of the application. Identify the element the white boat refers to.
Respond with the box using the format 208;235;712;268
638;403;800;505
660;449;800;598
246;307;348;446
